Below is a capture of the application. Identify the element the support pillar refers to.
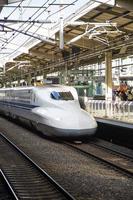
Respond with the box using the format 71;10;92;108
27;73;32;86
105;51;113;117
59;17;64;50
18;79;20;86
61;64;68;85
43;72;46;84
105;51;112;101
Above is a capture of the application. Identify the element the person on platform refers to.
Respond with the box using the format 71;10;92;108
119;91;127;101
127;90;133;101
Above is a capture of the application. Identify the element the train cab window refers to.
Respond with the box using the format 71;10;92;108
51;91;74;100
51;91;60;100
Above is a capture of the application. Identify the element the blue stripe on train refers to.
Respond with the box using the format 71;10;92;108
0;100;39;110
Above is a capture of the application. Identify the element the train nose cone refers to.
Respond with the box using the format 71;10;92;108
62;110;97;130
52;110;97;137
35;106;97;138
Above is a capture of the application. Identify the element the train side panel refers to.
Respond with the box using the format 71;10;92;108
0;86;97;138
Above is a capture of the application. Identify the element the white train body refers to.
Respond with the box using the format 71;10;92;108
0;85;97;138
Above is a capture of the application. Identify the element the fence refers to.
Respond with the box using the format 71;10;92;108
83;98;133;123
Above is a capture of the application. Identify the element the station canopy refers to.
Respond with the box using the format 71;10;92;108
0;0;133;76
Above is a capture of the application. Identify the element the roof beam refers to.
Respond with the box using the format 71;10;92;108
63;33;95;48
29;50;61;60
88;7;112;21
119;21;133;29
0;19;56;24
52;0;108;33
116;0;133;10
95;7;133;20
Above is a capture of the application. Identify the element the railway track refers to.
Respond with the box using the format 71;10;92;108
0;132;75;200
90;138;133;159
64;140;133;177
0;169;17;200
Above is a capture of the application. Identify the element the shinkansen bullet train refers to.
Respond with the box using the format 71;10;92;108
0;85;97;138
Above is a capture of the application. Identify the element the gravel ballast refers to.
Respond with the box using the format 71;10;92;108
0;117;132;200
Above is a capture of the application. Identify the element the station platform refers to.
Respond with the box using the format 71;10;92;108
95;117;133;149
84;99;133;124
96;117;133;129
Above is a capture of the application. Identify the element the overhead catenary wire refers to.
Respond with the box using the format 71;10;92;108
2;0;78;43
1;0;55;59
0;0;118;62
0;0;78;60
5;0;26;19
0;0;52;52
0;0;115;56
0;24;56;43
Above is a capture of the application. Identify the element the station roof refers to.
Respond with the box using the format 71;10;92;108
2;0;133;78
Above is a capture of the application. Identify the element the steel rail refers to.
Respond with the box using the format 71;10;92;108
0;132;75;200
90;139;133;160
0;169;19;200
64;142;133;178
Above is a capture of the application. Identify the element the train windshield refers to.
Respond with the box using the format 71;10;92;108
51;91;74;100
